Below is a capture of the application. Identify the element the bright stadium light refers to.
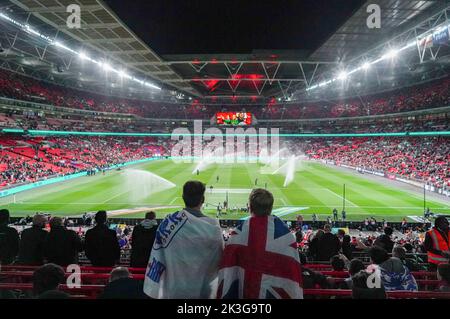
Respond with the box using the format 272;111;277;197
338;71;348;80
101;62;112;72
78;52;88;60
0;11;162;91
362;62;371;70
383;49;398;60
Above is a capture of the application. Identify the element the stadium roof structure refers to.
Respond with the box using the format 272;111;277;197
0;0;450;104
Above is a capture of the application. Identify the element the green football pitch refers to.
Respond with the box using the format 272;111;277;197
1;160;448;221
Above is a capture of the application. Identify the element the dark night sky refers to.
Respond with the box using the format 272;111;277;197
104;0;365;55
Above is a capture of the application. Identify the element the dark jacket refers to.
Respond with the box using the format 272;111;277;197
0;224;19;265
130;219;157;268
18;226;48;265
44;226;83;266
84;224;120;267
317;232;341;262
374;234;394;253
98;278;148;299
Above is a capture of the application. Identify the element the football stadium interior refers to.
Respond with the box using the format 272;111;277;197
0;0;449;301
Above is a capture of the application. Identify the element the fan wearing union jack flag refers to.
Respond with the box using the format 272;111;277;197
217;188;303;299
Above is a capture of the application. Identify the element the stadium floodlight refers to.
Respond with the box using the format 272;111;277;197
0;11;162;92
362;62;371;70
101;62;112;72
78;52;88;60
338;71;348;80
383;49;398;60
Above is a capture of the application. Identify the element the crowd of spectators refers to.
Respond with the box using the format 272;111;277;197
0;182;449;299
0;136;171;188
302;136;449;189
1;68;450;120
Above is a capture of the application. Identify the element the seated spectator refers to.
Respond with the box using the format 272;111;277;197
374;226;395;253
369;246;418;291
130;211;157;268
392;245;423;271
84;211;120;267
99;267;148;299
351;270;387;299
437;263;450;292
317;224;341;262
342;259;366;289
0;209;19;265
44;217;83;266
17;214;48;265
32;263;67;298
143;181;223;299
298;252;330;290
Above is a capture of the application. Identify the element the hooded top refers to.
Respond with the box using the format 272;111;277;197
379;257;418;291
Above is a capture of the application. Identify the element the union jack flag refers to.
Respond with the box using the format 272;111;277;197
217;215;303;299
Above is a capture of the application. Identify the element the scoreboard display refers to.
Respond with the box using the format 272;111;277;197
216;112;252;126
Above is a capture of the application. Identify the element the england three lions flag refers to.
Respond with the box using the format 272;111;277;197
217;215;303;299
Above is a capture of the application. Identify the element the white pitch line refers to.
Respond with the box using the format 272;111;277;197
280;198;287;206
324;189;358;207
169;197;178;205
100;188;136;204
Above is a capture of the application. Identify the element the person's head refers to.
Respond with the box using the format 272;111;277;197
348;259;366;276
182;181;205;209
337;229;345;238
437;264;450;284
49;217;63;229
330;255;345;271
95;210;107;225
32;214;47;228
249;188;274;217
109;267;131;283
32;264;65;296
314;229;324;240
351;270;386;299
145;211;156;220
392;246;406;260
384;226;393;237
323;224;331;233
0;209;10;226
435;217;449;232
342;234;351;244
369;246;389;265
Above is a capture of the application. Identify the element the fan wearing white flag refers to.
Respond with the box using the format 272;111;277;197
144;181;224;299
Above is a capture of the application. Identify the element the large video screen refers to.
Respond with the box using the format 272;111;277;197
216;112;252;126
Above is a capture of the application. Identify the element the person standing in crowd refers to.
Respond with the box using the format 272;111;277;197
316;224;341;262
424;216;450;270
130;211;158;268
17;214;48;265
44;217;83;266
84;211;120;267
0;209;19;265
144;181;223;299
217;189;303;299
